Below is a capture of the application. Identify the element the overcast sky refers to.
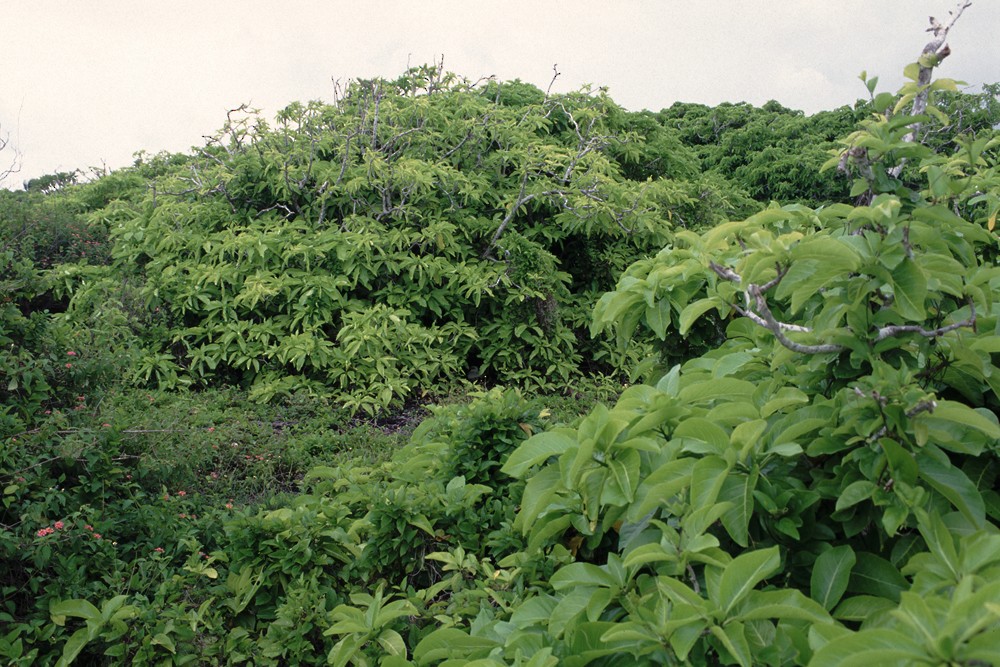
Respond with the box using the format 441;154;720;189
2;1;997;189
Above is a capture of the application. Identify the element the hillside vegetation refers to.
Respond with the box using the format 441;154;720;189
2;36;1000;667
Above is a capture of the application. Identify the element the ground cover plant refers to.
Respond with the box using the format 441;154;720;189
2;5;1000;664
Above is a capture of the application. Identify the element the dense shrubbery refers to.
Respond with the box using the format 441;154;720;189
52;70;755;414
3;20;1000;665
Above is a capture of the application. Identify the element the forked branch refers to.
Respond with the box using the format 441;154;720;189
710;262;977;355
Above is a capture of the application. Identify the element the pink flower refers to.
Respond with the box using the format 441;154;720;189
207;427;215;432
67;350;77;356
225;502;233;509
36;528;47;537
153;547;164;553
176;490;186;497
92;533;101;539
65;363;73;369
84;524;93;531
54;521;64;530
102;423;111;428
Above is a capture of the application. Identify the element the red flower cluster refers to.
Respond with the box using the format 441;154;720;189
36;520;66;537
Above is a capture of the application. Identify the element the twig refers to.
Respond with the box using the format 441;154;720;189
545;64;560;100
875;299;976;341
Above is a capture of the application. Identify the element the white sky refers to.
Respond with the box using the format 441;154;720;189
2;1;997;189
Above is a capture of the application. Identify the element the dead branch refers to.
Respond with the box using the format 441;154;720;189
545;64;561;100
888;1;971;177
0;122;22;184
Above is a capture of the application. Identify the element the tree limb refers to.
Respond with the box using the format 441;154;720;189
875;299;976;341
748;284;845;354
888;1;971;177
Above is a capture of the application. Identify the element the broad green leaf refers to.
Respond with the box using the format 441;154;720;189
515;466;561;531
711;622;752;667
376;629;406;657
733;589;832;624
921;400;1000;446
628;457;696;521
679;378;757;404
880;438;917;486
792;236;860;272
890;259;927;322
917;449;986;529
623;542;677;570
151;633;176;654
600;622;662;644
55;628;93;667
50;599;101;623
690;455;730;509
847;553;907;603
502;429;576;477
679;297;724;336
835;480;875;512
673;417;730;452
832;595;897;623
811;546;857;611
760;387;809;417
549;587;594;637
551;563;618;590
509;595;558;629
809;628;929;667
718;470;757;548
714;546;781;615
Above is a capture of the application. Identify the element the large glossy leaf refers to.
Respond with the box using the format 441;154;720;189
679;296;724;336
718;470;757;548
502;429;576;478
847;553;907;603
808;628;929;667
811;545;857;611
711;622;752;667
515;466;562;531
733;589;832;624
890;258;927;322
714;546;781;615
917;448;986;529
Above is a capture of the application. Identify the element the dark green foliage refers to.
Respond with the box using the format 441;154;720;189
659;100;869;204
3;43;1000;665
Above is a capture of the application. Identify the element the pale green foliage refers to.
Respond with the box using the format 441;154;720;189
60;71;739;413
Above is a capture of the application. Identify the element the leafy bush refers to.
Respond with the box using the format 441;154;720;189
60;72;740;413
4;20;1000;666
